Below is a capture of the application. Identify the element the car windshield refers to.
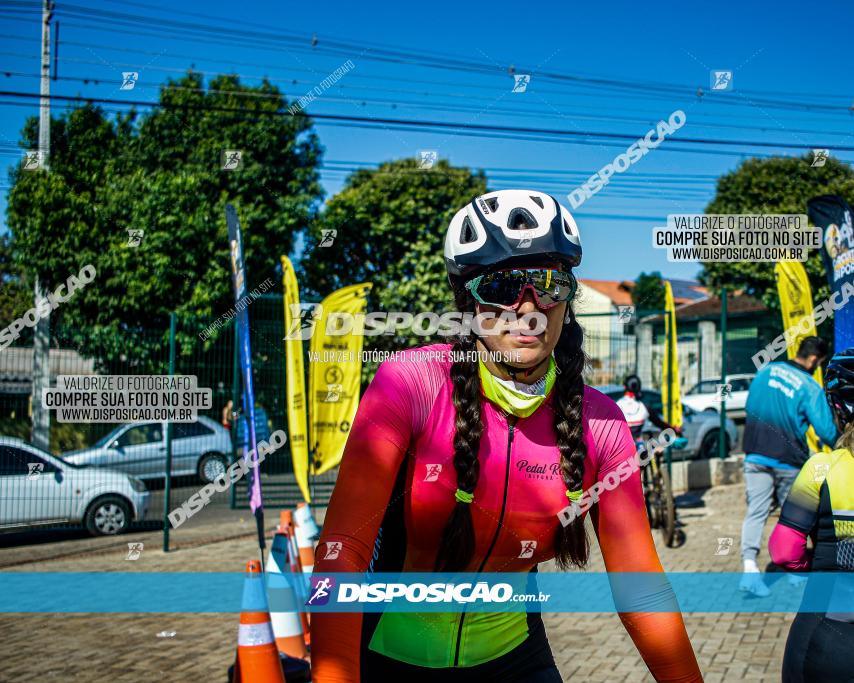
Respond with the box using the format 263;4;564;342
92;426;123;448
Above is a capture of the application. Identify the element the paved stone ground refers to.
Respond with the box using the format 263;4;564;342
0;482;793;682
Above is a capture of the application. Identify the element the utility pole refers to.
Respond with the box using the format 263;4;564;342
31;0;54;451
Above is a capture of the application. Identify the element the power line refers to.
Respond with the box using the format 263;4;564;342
3;89;852;154
46;3;854;115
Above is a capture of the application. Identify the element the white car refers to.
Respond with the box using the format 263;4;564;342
0;437;150;536
682;374;754;418
62;416;233;483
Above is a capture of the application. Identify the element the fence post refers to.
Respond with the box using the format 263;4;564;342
230;320;239;510
665;307;673;480
162;312;177;552
719;289;728;460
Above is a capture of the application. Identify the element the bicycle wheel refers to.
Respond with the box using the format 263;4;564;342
657;466;677;547
641;462;658;528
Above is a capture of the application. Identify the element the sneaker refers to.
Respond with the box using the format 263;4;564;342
739;571;771;597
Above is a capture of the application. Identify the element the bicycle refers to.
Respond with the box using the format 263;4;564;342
637;433;687;548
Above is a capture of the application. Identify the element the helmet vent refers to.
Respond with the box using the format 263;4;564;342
508;208;537;231
461;217;478;244
529;195;544;208
563;218;574;235
484;197;499;212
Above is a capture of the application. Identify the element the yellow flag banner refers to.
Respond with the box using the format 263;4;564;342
309;282;372;475
662;281;683;428
281;256;311;502
774;261;828;453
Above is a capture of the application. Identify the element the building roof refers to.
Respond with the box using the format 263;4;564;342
579;278;709;308
579;279;635;306
668;279;710;304
642;293;768;323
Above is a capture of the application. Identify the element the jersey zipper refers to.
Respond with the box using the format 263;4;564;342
453;417;515;667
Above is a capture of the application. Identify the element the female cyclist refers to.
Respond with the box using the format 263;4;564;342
771;349;854;683
311;190;702;682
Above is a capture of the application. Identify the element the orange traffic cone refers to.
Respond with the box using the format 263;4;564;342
267;531;308;659
234;559;286;683
279;511;301;574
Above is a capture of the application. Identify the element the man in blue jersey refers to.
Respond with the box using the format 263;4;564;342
739;337;838;595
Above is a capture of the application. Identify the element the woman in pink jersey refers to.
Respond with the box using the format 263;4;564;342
312;190;702;682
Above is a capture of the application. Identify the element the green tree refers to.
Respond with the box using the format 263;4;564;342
302;158;487;358
6;72;323;370
0;232;30;327
631;271;665;312
700;154;854;316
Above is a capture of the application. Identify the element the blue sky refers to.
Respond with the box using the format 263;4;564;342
1;0;852;281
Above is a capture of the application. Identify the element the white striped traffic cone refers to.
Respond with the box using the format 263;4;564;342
267;531;308;658
293;506;317;575
294;502;320;542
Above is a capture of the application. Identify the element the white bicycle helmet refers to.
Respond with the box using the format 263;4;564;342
444;189;582;288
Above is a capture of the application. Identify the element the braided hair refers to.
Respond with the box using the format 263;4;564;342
434;288;590;572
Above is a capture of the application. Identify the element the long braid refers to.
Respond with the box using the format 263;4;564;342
552;313;590;568
434;331;483;571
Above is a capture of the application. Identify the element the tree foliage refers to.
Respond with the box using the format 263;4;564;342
631;271;665;312
700;154;854;317
301;158;487;355
6;73;323;369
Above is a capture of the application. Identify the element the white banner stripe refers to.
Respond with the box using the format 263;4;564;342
238;621;276;646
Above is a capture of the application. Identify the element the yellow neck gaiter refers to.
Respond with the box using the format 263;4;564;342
478;356;557;418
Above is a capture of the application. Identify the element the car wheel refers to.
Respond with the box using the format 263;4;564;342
700;430;730;459
198;452;228;483
85;496;131;536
